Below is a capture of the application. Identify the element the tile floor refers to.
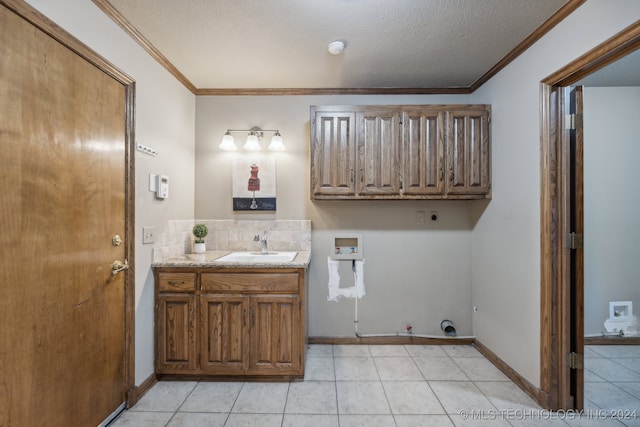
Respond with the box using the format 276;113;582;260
110;344;639;427
584;345;640;426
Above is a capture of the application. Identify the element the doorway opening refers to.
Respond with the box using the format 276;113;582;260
539;20;640;410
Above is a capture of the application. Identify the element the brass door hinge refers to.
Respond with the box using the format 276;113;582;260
565;113;583;130
567;232;583;249
566;352;584;369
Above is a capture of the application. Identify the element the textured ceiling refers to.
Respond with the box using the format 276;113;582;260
106;0;572;91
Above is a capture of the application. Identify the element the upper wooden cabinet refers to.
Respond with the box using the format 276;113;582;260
311;110;356;197
446;108;491;195
310;105;491;200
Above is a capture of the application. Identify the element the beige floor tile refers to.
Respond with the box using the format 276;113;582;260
336;381;391;415
382;381;446;414
307;344;333;357
369;344;411;357
179;381;242;412
453;357;509;381
282;414;339;427
394;414;454;426
429;381;496;414
285;381;338;414
224;413;283;427
405;345;448;357
413;356;469;381
166;412;227;427
442;345;482;358
474;381;539;410
129;381;197;412
110;411;174;427
333;344;371;357
374;357;424;381
338;414;396;426
304;356;335;381
334;356;379;381
231;382;289;413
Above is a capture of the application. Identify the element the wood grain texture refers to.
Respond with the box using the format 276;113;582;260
200;295;248;373
156;295;197;372
310;110;357;197
159;272;196;292
311;105;491;200
402;110;445;195
154;267;307;378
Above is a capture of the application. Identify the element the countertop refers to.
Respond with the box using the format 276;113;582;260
152;250;311;269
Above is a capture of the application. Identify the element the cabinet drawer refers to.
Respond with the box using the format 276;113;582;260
158;272;196;292
201;272;299;293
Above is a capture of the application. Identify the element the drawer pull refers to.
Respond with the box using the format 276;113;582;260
168;280;186;285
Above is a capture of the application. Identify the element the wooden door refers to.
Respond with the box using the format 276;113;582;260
250;295;300;373
402;110;445;195
200;294;249;373
157;295;197;372
446;108;491;195
357;110;402;196
568;85;585;409
311;111;357;197
0;4;132;426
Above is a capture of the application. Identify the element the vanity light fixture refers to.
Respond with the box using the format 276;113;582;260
219;127;285;151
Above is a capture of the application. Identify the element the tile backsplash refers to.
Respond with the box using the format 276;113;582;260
152;220;311;263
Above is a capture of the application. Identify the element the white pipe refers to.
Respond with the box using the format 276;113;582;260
354;267;358;335
355;331;477;339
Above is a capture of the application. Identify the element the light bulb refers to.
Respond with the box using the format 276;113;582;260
268;131;285;151
219;132;237;151
244;133;261;151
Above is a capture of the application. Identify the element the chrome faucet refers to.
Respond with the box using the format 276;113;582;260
254;231;268;254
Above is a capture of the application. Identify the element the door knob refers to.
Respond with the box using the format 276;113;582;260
111;259;129;275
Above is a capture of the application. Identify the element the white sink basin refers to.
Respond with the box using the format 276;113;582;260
215;251;298;263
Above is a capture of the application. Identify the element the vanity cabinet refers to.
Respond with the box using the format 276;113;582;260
310;105;491;200
156;272;197;373
154;268;307;378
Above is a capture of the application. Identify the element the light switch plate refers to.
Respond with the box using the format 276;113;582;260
143;226;155;244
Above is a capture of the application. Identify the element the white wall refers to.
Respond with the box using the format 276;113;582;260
26;0;196;385
195;95;477;337
583;87;640;335
470;0;640;386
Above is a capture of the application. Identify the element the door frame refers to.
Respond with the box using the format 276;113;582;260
1;0;137;406
539;20;640;410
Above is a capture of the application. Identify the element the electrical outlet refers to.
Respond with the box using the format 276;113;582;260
143;226;155;244
416;211;426;224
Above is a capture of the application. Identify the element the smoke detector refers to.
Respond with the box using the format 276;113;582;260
328;40;345;55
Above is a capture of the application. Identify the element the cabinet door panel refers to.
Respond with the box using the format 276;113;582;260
157;295;196;372
311;111;356;197
358;111;401;195
250;296;300;372
446;110;491;195
200;295;248;373
403;110;445;195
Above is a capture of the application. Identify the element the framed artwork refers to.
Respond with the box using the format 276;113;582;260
232;158;276;211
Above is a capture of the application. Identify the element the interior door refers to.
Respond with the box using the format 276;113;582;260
568;85;585;409
0;4;130;426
